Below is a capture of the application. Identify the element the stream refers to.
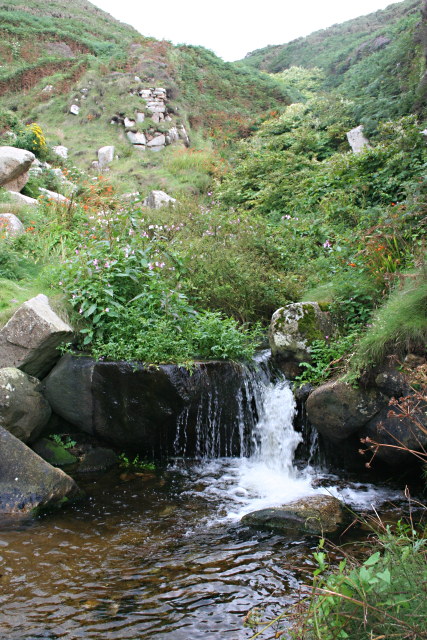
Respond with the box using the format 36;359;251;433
0;359;406;639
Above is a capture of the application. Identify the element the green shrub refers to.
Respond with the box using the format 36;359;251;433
57;205;262;363
91;309;261;364
0;242;26;280
295;524;427;640
295;332;359;385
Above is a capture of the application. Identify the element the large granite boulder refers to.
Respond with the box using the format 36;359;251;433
0;367;51;442
6;191;39;207
0;146;35;192
269;302;333;378
44;355;258;457
0;426;79;515
0;294;74;378
242;495;348;537
143;190;176;209
97;145;114;168
38;188;70;204
306;379;383;441
0;213;24;237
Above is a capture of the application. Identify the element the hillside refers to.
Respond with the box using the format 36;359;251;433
0;0;425;374
0;0;290;195
242;0;426;129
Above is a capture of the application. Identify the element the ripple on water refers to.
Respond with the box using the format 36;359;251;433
0;459;406;640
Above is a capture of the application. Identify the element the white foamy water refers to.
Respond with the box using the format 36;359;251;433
181;371;404;523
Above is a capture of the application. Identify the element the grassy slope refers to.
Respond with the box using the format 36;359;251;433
240;0;426;128
242;0;420;74
0;0;290;195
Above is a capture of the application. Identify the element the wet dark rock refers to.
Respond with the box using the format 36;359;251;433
294;383;314;403
0;426;80;515
361;403;427;466
374;369;410;399
78;447;118;473
306;380;384;441
242;494;348;537
44;354;95;432
45;355;256;456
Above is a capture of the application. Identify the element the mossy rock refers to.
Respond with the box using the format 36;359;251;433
242;495;349;537
269;302;334;363
32;437;77;467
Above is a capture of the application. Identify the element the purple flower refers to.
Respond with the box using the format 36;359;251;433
323;240;332;248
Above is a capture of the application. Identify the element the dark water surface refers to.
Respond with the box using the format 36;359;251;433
0;463;320;640
0;373;407;640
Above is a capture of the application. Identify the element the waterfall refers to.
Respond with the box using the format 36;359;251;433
176;354;404;522
174;355;316;520
250;379;301;474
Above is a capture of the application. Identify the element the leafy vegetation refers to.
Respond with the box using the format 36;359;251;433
242;0;425;129
286;523;427;640
0;0;425;373
118;453;156;471
349;265;427;377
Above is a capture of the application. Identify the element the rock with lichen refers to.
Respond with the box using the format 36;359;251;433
242;494;349;537
269;302;334;378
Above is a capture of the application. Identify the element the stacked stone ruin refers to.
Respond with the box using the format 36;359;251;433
111;86;190;151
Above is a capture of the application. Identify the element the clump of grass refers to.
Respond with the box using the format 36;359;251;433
349;263;427;377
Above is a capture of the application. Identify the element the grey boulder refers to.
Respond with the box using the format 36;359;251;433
0;213;24;237
97;145;114;168
346;125;370;153
6;191;39;207
0;294;74;378
143;190;176;209
0;146;35;192
306;379;383;441
0;367;51;442
242;494;348;537
0;426;79;515
269;302;334;377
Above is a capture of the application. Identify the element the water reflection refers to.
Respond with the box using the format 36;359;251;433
0;467;314;640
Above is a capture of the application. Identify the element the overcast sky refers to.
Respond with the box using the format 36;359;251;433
90;0;397;61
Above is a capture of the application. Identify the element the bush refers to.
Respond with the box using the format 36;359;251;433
57;202;262;363
91;309;261;364
293;524;427;640
295;332;359;386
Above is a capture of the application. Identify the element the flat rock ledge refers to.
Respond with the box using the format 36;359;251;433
0;426;80;516
241;494;348;537
44;354;257;456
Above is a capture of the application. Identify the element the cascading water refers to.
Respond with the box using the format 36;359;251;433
177;352;402;522
0;354;406;640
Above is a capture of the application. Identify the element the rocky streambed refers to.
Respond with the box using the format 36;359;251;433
0;294;424;639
